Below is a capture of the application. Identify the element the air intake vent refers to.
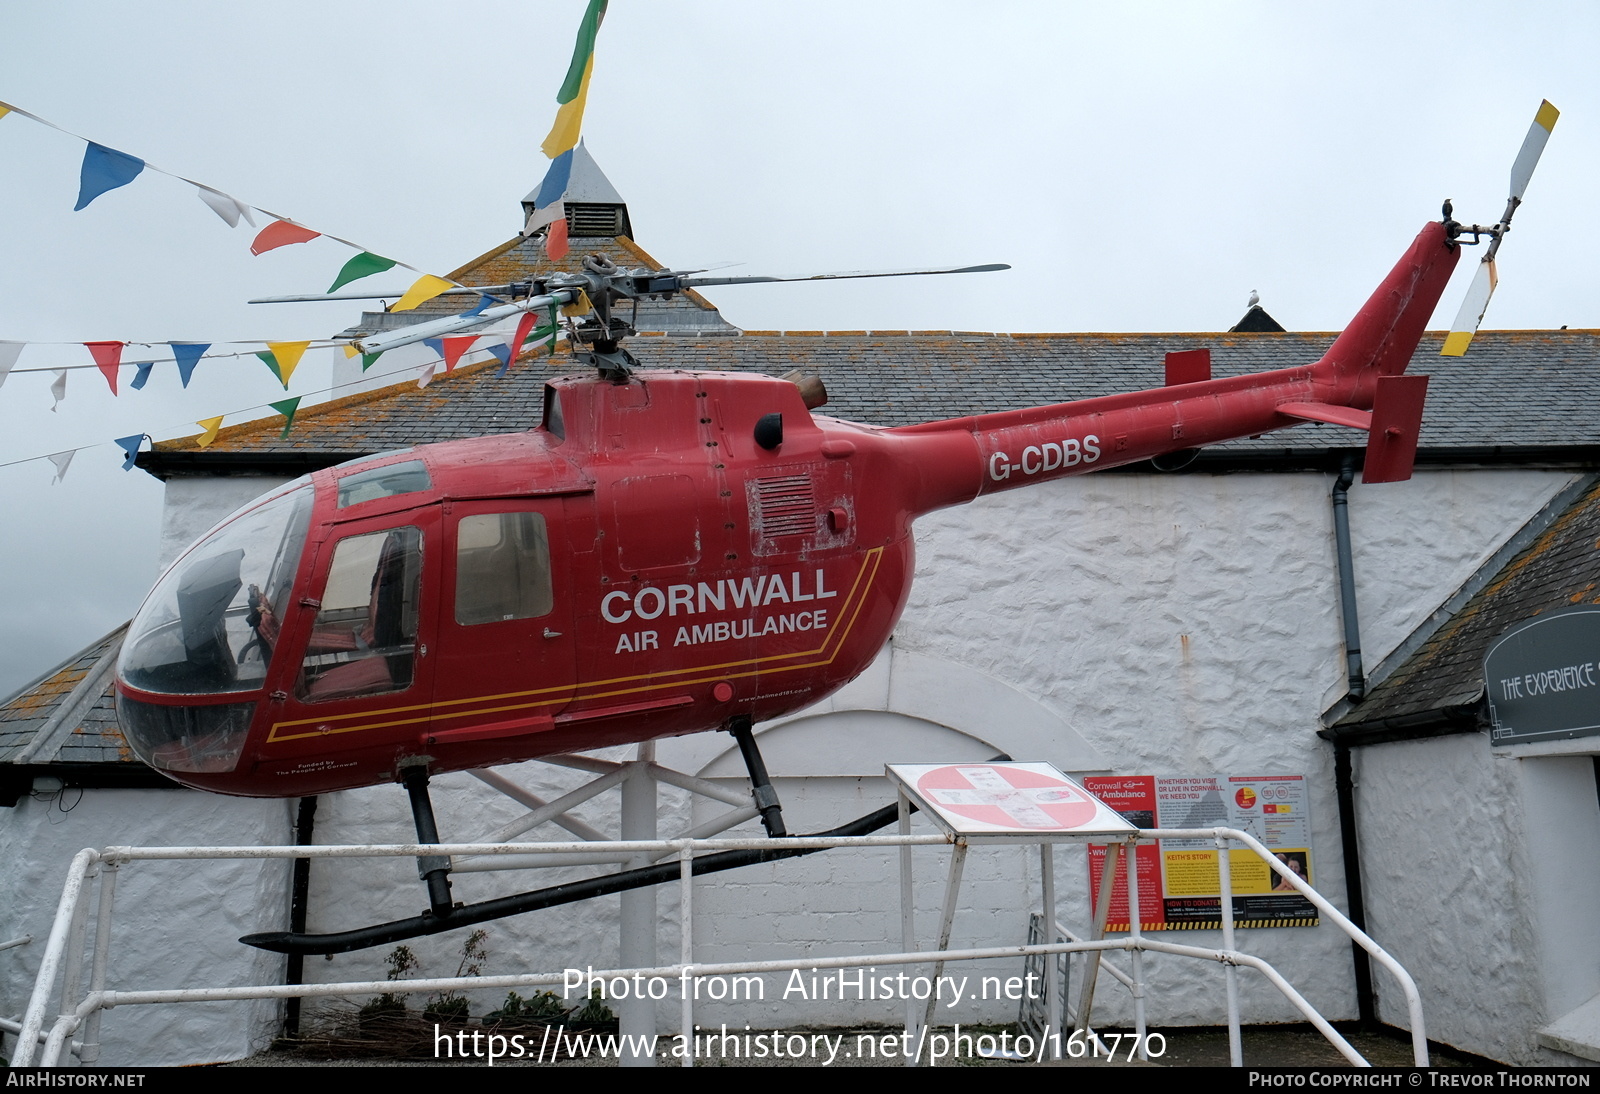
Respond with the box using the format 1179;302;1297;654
753;475;817;538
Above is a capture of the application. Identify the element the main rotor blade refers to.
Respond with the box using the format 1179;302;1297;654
680;262;1010;288
1510;100;1560;202
354;291;572;355
1440;257;1497;357
249;286;516;304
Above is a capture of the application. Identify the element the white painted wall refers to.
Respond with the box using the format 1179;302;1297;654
156;475;294;571
0;788;289;1066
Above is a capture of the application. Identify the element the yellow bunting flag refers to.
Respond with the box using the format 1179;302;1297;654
342;344;360;358
561;290;592;318
392;275;455;312
542;54;595;159
195;416;224;448
265;340;311;389
0;104;11;122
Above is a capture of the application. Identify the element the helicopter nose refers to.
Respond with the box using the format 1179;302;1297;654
116;694;257;774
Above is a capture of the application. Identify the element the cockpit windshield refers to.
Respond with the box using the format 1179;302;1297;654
119;483;314;696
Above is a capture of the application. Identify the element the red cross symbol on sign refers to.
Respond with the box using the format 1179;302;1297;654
914;764;1099;831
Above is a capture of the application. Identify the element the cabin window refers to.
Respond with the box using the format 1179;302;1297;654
298;526;422;702
337;460;431;508
454;512;553;625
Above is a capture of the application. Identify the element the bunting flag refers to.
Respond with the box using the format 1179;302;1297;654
196;186;255;228
542;0;607;159
130;360;154;390
361;352;383;372
114;434;146;470
530;150;574;216
0;103;10;122
47;450;75;484
440;336;476;372
257;340;310;388
270;396;302;440
49;369;66;411
342;344;360;358
0;341;21;389
85;341;124;394
561;290;592;318
392;274;455;312
328;252;398;293
170;342;208;387
417;363;437;389
75;143;145;211
195;416;224;448
461;294;493;317
251;219;321;256
487;343;513;377
523;155;570;257
545;212;570;262
509;310;538;366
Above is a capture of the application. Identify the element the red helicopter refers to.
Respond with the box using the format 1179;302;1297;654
111;104;1556;953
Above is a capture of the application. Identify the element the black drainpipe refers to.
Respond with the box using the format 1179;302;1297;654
1329;456;1376;1027
283;796;319;1040
1333;457;1366;701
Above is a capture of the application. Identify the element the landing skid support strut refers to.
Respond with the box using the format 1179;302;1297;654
727;715;786;838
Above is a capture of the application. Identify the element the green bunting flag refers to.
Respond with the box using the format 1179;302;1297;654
361;351;383;372
328;252;398;293
271;396;302;439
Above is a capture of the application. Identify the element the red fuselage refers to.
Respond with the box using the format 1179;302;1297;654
115;222;1460;797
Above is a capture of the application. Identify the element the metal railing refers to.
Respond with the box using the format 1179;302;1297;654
15;827;1427;1067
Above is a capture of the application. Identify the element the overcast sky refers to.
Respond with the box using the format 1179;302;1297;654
1;1;1596;697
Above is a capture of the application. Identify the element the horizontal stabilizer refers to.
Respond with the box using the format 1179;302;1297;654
1361;374;1429;484
1276;402;1374;431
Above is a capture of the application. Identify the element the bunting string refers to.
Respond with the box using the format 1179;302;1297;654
0;328;565;474
0;96;472;298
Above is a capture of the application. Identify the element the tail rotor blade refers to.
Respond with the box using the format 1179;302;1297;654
1440;256;1497;357
1510;100;1560;202
1439;99;1556;358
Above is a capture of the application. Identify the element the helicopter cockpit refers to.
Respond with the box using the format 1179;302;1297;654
117;479;315;773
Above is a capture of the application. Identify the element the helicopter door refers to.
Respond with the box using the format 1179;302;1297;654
428;499;575;745
258;507;440;775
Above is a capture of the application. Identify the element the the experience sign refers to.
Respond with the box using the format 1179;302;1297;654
1082;774;1317;931
1485;608;1600;745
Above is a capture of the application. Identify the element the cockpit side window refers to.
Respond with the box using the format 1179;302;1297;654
298;526;422;702
454;513;553;625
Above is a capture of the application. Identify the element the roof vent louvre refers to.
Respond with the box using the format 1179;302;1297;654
753;475;817;537
566;203;631;238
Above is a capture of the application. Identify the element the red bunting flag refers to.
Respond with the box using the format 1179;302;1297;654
85;341;124;394
440;336;477;372
545;211;569;261
508;310;538;369
251;219;321;256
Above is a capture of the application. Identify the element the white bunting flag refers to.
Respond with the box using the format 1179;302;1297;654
49;369;67;412
48;449;75;484
196;185;256;228
0;341;21;388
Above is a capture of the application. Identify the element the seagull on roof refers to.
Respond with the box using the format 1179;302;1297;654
1247;289;1260;309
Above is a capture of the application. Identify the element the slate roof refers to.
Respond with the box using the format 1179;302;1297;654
0;625;127;767
139;327;1600;473
1330;477;1600;736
